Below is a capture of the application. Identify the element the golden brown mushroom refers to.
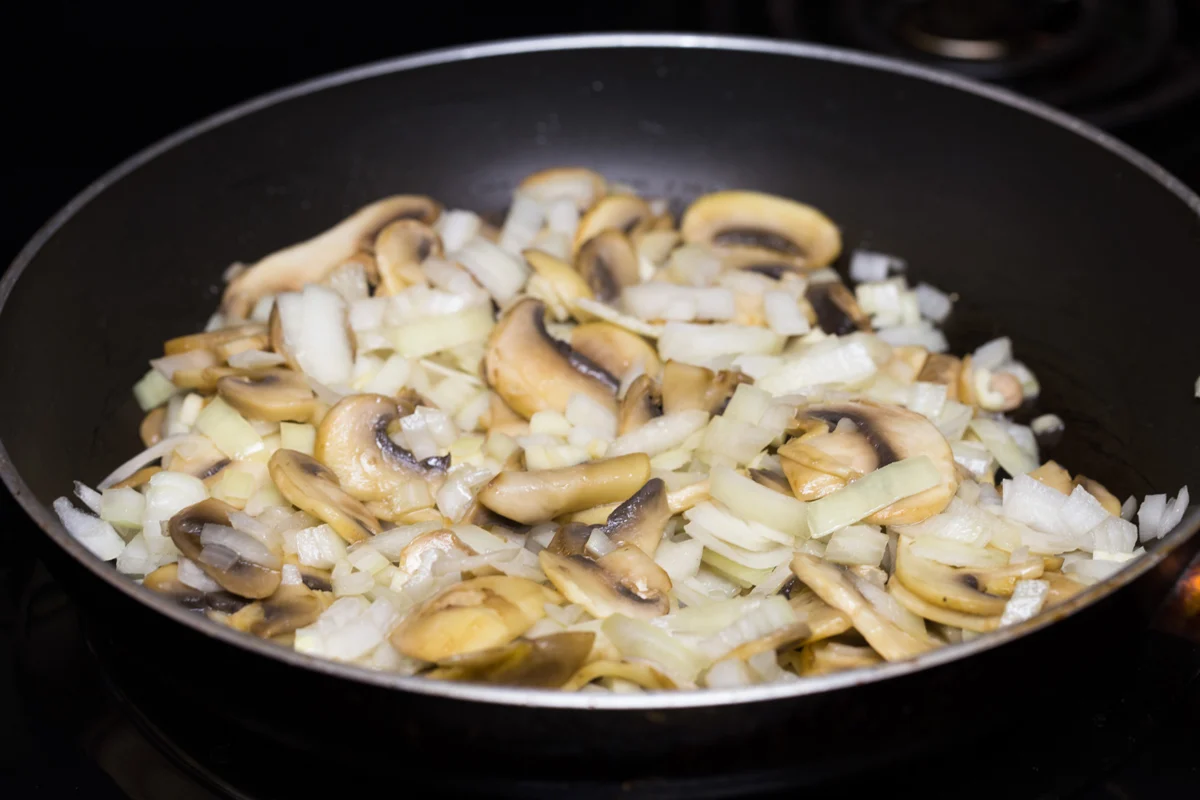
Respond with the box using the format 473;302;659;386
217;369;317;423
478;453;651;524
570;321;661;379
425;631;595;688
618;374;663;435
267;449;382;543
539;544;672;619
573;194;653;254
574;230;640;302
892;536;1044;616
374;219;442;296
660;360;750;416
167;499;282;599
680;190;841;270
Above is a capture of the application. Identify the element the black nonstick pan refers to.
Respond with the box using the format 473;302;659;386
2;34;1198;794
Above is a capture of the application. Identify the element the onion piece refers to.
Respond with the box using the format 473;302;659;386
497;192;546;255
276;285;355;386
823;525;889;566
999;579;1050;625
454;236;530;303
756;339;878;396
654;537;704;583
806;455;943;539
177;557;223;592
709;466;807;537
969;418;1038;477
97;435;203;490
201;523;282;569
914;282;953;323
132;369;178;410
608;410;709;458
875;322;949;352
657;322;783;368
53;498;126;560
602;614;707;684
386;306;495;359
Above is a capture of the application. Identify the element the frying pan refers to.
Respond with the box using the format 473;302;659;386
2;34;1199;793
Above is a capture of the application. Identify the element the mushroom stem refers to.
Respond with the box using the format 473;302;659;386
478;453;651;525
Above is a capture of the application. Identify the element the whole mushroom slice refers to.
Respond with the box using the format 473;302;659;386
221;195;442;319
796;640;883;676
917;354;962;399
374;219;442;296
314;394;447;521
618;374;663;435
804;280;872;335
680;190;842;270
217;369;317;423
539;544;672;619
524;249;596;321
791;554;934;661
661;360;750;415
892;536;1044;616
546;522;596;556
782;401;959;525
597;478;671;557
168;499;283;599
574;230;641;302
484;298;619;419
143;562;249;613
571;321;662;379
140;407;166;447
425;631;595;688
561;659;679;691
164;323;270;356
267;449;382;543
389;576;562;662
717;245;807;277
785;586;854;643
886;578;1000;633
573;194;654;255
519;167;608;212
478;453;651;525
223;584;330;639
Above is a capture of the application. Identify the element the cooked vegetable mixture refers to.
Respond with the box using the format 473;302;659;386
56;168;1191;692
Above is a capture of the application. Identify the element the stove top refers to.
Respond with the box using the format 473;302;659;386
5;2;1200;797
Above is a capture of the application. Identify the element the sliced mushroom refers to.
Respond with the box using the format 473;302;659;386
597;478;671;557
717;246;807;277
524;249;596;321
172;365;249;393
791;553;934;661
484;298;618;419
972;368;1023;412
804;280;871;335
478;453;651;524
168;498;282;599
795;640;883;676
1029;460;1073;495
892;536;1044;615
661;360;750;415
217;369;317;423
267;449;381;543
221;195;441;319
561;659;679;691
886;578;1000;633
397;529;473;573
917;354;962;400
680;190;841;270
214;332;272;362
425;631;595;688
573;194;653;254
140;407;166;447
519;167;607;212
1073;475;1122;517
143;562;249;613
223;584;330;639
571;321;661;379
1043;570;1086;606
164;323;269;356
574;230;640;302
164;437;231;483
779;401;958;525
375;219;442;296
786;587;854;643
547;522;596;556
267;303;302;373
313;394;447;521
539;544;671;619
618;374;663;435
388;576;561;662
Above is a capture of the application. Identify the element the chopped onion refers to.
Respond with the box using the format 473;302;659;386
565;393;618;441
665;244;722;286
387;306;495;359
807;456;943;539
875;321;948;352
73;481;102;514
709;466;806;537
686;502;793;551
824;525;889;566
276;285;354;386
132;369;178;410
756;339;878;395
602;614;708;684
849;249;905;283
150;349;217;381
853;575;927;639
115;534;157;576
227;349;286;369
622;283;735;322
698;595;798;660
100;487;145;532
1030;413;1064;437
909;537;1008;568
893;498;998;546
454;236;530;303
608;410;709;458
722;383;772;425
914;282;953;323
698;416;777;466
1063;557;1124;585
969;418;1038;476
1058;485;1112;538
1083;515;1138;554
53;497;126;560
436;209;482;253
201;523;282;568
177;557;223;592
435;465;494;522
292;524;348;569
497;192;546;255
972;337;1012;371
934;401;974;442
1001;474;1069;536
951;440;995;479
763;291;811;336
704;659;755;688
682;518;793;571
657;322;782;367
999;579;1050;625
141;470;208;533
194;397;264;459
654;537;704;583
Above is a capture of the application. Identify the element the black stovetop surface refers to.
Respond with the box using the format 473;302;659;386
5;2;1200;797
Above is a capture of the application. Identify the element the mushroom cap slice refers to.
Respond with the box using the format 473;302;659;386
783;401;958;525
561;659;678;691
795;640;883;676
547;522;596;557
143;562;249;613
217;368;317;423
917;354;962;398
661;360;750;416
618;374;663;435
892;536;1045;616
223;584;330;639
886;578;1000;633
388;576;561;662
314;394;447;520
790;553;934;661
140;407;166;448
426;631;595;688
478;452;651;525
484;298;619;420
539;545;671;619
375;219;442;296
574;230;640;302
786;587;854;643
519;167;608;212
221;195;441;319
804;280;871;335
524;249;596;321
571;321;661;379
598;478;671;557
267;449;381;543
680;190;841;270
573;194;653;255
164;323;269;356
168;498;282;599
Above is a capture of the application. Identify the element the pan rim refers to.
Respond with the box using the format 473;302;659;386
2;32;1198;711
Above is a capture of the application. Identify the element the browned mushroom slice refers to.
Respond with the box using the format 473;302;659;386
223;584;330;639
524;249;596;321
519;167;608;212
164;437;232;484
786;588;854;643
426;631;595;688
539;545;671;619
217;369;316;423
717;246;807;277
618;374;663;435
804;280;871;335
795;640;883;676
779;401;958;525
574;230;640;302
172;366;250;393
680;190;841;270
1043;571;1086;606
313;394;447;521
597;478;671;557
573;194;653;254
660;360;750;415
168;499;282;599
267;449;381;543
484;298;618;419
561;659;679;691
140;407;166;447
221;195;442;318
917;354;962;400
791;554;934;661
375;219;442;296
388;576;561;662
886;578;1000;633
892;536;1044;616
1029;460;1073;495
478;453;651;525
570;321;661;379
164;323;270;356
143;562;249;613
546;522;596;556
